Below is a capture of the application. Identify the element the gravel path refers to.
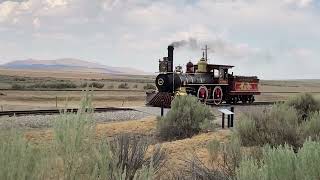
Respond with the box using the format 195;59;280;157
0;105;270;130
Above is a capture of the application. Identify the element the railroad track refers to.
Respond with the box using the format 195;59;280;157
219;101;283;106
0;101;281;117
0;107;136;117
0;89;146;92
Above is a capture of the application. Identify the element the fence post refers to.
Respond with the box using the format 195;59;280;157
230;107;234;127
222;113;225;129
56;96;58;108
161;99;164;117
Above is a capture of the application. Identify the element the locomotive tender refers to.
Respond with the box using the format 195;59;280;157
146;45;260;107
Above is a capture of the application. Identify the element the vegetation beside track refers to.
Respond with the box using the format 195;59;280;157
1;93;320;179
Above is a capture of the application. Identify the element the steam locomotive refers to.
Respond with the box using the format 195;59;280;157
146;45;260;107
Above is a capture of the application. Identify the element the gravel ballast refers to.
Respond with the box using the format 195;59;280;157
0;105;269;130
0;109;154;129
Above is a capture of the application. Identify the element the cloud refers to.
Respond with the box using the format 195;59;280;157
0;1;18;22
285;0;314;7
0;0;319;79
46;0;68;8
32;17;40;28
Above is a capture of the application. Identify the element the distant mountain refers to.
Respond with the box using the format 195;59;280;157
1;58;147;75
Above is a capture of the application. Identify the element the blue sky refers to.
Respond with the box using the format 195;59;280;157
0;0;319;79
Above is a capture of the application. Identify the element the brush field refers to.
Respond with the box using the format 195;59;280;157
0;70;320;110
0;69;320;179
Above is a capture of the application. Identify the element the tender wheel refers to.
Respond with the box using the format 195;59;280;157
241;96;248;104
249;95;255;104
213;86;223;105
225;96;232;104
232;96;238;104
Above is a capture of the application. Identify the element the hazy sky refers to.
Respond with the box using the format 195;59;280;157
0;0;319;79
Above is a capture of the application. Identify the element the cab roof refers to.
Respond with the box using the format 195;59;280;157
194;63;234;69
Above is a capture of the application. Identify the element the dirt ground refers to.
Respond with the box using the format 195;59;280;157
0;90;146;110
24;116;231;172
1;88;320;111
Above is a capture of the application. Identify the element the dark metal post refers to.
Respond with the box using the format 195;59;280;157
56;96;58;108
222;113;225;129
227;115;231;128
231;107;234;127
161;99;164;117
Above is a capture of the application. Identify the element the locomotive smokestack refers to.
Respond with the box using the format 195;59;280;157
168;45;174;72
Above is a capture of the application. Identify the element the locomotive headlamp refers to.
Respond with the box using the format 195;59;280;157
158;78;164;86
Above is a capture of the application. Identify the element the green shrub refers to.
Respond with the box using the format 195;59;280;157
301;112;320;141
236;140;320;180
286;93;320;121
157;95;215;141
236;158;261;180
41;93;97;179
0;93;165;180
118;83;130;89
236;103;301;149
13;77;26;81
24;82;78;89
109;134;166;180
143;84;156;90
295;140;320;180
81;82;105;89
207;136;242;177
0;131;40;180
11;83;26;90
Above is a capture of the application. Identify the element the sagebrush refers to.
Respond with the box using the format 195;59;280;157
157;95;215;141
237;139;320;180
0;93;165;180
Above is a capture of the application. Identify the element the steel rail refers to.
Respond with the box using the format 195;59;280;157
0;107;136;117
222;101;283;106
0;89;146;92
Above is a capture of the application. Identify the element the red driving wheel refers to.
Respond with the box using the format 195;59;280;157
197;86;208;103
213;86;223;105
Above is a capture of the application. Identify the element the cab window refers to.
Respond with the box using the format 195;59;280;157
219;69;228;79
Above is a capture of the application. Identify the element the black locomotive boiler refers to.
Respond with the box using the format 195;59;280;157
146;45;261;107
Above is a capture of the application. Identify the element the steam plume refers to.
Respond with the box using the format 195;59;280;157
169;37;262;59
169;38;200;50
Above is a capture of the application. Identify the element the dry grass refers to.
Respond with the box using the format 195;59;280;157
24;116;232;177
0;90;146;110
96;117;157;138
25;117;157;142
160;130;231;170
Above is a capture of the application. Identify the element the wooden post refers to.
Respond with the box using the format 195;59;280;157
231;107;234;127
222;113;225;129
161;99;164;117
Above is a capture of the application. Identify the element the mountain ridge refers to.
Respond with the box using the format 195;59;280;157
0;58;147;75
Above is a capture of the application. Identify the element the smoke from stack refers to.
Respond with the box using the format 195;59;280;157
169;37;263;59
169;38;200;50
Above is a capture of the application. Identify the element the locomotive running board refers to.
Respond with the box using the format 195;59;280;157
146;92;173;108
